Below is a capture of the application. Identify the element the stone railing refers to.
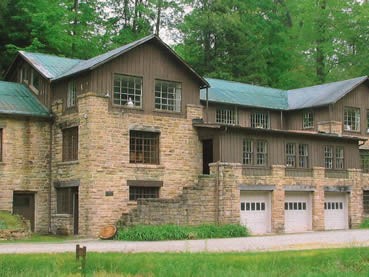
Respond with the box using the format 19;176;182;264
325;169;349;179
285;168;313;177
242;166;272;176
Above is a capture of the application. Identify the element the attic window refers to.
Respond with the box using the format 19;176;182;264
67;80;77;108
251;111;269;129
216;108;236;124
344;107;360;132
113;74;142;107
30;69;40;92
303;111;314;128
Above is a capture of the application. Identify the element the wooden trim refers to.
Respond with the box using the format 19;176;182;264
127;180;163;187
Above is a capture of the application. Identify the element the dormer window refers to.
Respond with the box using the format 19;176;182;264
67;80;77;108
251;111;269;129
216;108;236;125
30;69;40;92
344;107;360;132
113;74;142;108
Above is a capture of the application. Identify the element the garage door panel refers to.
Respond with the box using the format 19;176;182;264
284;192;312;233
240;191;271;234
324;192;348;230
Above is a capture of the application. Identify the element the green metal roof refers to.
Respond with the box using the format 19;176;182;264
20;51;81;79
0;81;50;118
201;78;288;110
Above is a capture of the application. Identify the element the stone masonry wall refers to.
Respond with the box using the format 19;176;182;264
0;117;50;233
51;93;204;236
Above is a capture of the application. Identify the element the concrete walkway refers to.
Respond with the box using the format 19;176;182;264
1;229;369;254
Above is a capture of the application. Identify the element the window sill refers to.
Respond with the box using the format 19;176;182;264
344;129;361;133
125;163;164;169
58;160;79;166
112;104;143;110
153;109;182;115
52;214;73;218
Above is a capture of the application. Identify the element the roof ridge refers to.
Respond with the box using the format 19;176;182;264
19;50;84;62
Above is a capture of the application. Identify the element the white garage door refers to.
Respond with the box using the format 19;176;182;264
240;191;271;234
324;192;348;230
285;192;312;233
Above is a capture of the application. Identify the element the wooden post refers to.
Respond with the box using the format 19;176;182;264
76;244;87;272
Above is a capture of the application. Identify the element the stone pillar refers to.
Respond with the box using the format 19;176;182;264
348;169;363;228
271;165;286;233
312;167;325;230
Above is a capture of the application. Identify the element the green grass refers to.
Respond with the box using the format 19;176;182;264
0;211;25;230
360;218;369;228
1;248;369;276
0;233;77;243
116;224;248;241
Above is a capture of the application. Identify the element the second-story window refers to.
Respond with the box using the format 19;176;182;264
62;127;78;162
216;108;236;125
366;110;369;133
242;139;268;166
303;111;314;128
285;143;309;168
286;143;296;167
251;112;269;129
30;69;40;92
113;74;142;107
298;144;309;168
155;80;182;112
67;80;77;108
130;131;159;164
0;128;2;162
325;145;344;169
344;107;360;132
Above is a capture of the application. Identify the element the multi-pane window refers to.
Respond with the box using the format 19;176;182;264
344;107;360;131
129;186;160;201
56;187;77;214
216;108;236;125
242;139;253;165
30;69;40;91
256;140;267;165
67;80;77;108
286;143;296;167
363;190;369;214
0;128;2;162
251;112;269;129
303;111;314;128
242;139;268;166
129;131;159;164
325;145;344;169
361;150;369;173
286;143;309;168
20;66;28;83
335;146;344;169
324;146;333;169
62;127;78;161
113;74;142;107
155;80;181;112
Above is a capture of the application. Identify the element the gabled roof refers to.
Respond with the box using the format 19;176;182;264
200;78;288;110
19;51;81;79
287;76;368;110
0;81;50;118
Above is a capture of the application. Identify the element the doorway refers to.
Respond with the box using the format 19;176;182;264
202;139;213;174
13;192;35;231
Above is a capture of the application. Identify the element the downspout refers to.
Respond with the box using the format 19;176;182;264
48;117;53;233
280;110;283;129
206;87;209;123
329;104;333;133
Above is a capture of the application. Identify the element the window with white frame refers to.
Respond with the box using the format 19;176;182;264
366;110;369;133
155;80;181;112
67;80;77;108
216;108;236;125
242;139;253;165
298;144;309;168
285;143;309;168
335;146;344;169
256;140;268;165
324;146;333;169
303;111;314;128
251;112;269;128
113;74;142;107
344;107;360;131
30;69;40;92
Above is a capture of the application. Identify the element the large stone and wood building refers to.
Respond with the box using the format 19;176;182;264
1;34;369;236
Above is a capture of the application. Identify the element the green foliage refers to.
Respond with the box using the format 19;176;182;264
1;248;369;276
360;219;369;229
115;224;248;241
0;211;25;230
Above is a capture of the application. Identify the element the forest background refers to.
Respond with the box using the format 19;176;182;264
1;0;369;89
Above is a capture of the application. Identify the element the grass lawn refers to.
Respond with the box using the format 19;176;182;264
0;233;77;243
1;248;369;276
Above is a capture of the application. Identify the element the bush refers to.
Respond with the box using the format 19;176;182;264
360;218;369;229
0;211;25;230
115;224;248;241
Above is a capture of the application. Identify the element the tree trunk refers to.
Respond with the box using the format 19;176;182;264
315;0;326;83
155;0;162;36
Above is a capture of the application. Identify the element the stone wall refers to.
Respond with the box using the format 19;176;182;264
51;93;204;236
0;117;50;233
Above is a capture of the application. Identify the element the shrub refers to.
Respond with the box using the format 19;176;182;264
360;218;369;229
0;211;25;230
115;224;248;241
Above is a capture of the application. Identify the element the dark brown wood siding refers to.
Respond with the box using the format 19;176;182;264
89;41;201;117
333;84;369;136
284;107;330;131
216;130;360;168
206;103;282;129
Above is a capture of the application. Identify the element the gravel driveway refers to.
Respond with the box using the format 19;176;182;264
1;229;369;254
